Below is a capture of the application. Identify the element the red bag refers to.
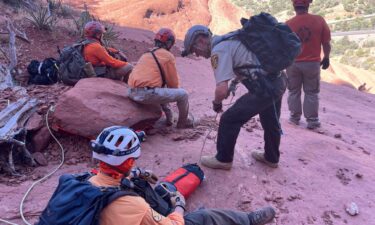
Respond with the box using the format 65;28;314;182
163;164;204;199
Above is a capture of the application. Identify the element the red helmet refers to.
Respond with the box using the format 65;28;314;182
154;28;176;48
292;0;312;7
84;21;105;38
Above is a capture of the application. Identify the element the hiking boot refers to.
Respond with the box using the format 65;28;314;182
200;155;232;170
307;121;321;130
288;117;300;125
251;150;278;168
177;116;196;129
248;206;276;225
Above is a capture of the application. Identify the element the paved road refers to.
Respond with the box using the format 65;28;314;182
332;29;375;36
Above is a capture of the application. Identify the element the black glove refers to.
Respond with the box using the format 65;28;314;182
321;57;330;70
212;101;223;113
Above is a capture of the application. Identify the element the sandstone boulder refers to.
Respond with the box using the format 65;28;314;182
52;78;161;138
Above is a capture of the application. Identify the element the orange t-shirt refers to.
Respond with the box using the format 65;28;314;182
89;172;185;225
128;48;180;88
83;40;127;68
286;13;331;62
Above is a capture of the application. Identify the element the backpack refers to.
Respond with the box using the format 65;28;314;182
217;12;301;75
27;58;58;85
36;173;136;225
57;40;94;86
37;173;173;225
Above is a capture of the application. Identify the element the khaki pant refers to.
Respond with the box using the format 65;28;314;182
286;62;320;122
95;64;133;82
128;87;189;125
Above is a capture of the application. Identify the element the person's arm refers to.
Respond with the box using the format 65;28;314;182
164;58;180;88
214;80;229;103
322;42;331;59
92;44;127;68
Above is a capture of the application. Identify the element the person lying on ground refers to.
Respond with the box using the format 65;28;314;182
83;21;133;82
38;126;276;225
128;28;194;129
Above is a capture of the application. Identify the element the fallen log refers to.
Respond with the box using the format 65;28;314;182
0;98;38;175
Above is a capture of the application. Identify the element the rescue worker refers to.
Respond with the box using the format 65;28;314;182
83;21;133;82
286;0;331;129
128;28;193;129
182;25;287;169
90;126;276;225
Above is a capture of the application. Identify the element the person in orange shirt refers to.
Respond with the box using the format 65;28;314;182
128;28;193;129
286;0;331;129
89;126;276;225
83;21;133;82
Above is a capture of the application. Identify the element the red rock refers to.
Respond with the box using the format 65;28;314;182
31;126;52;152
32;152;48;166
52;78;161;139
25;113;44;131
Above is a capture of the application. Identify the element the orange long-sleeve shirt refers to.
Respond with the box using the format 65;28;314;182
89;172;184;225
128;48;180;88
83;40;128;68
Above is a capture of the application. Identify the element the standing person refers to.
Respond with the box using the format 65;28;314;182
286;0;332;129
38;126;276;225
182;25;288;169
83;21;133;82
128;28;194;129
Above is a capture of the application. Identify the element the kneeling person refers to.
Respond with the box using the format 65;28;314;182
128;28;193;129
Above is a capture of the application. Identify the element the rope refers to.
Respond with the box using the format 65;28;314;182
0;218;19;225
19;106;65;225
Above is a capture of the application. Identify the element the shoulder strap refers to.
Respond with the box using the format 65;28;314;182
150;48;167;87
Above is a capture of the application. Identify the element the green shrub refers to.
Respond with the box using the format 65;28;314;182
27;5;57;30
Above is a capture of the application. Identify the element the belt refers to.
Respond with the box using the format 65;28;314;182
130;87;156;92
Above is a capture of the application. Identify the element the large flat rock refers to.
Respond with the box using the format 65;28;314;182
52;78;161;139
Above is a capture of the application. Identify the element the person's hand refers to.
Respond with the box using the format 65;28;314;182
212;101;223;113
132;168;159;184
170;191;186;210
321;57;330;70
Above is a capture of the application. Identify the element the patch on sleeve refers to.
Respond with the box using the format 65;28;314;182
211;54;219;69
151;209;163;222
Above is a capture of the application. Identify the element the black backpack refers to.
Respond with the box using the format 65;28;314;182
27;58;59;85
37;173;172;225
216;12;301;75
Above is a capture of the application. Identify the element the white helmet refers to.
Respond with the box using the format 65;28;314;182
91;126;142;166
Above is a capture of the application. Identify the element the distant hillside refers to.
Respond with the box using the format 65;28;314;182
231;0;375;31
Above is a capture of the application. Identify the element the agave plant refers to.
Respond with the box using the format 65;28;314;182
26;5;57;30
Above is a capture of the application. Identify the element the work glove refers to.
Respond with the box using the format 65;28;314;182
131;168;159;184
320;57;330;70
170;191;186;210
212;101;223;113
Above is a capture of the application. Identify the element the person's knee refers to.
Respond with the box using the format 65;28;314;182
176;89;189;101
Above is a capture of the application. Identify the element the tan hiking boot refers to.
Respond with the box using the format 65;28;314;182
200;155;232;170
248;206;276;225
251;150;278;168
307;121;321;130
177;116;196;129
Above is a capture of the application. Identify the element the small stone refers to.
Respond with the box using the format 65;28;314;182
32;152;48;166
363;150;371;155
334;133;342;139
345;202;359;216
264;195;273;202
355;173;363;179
66;158;78;165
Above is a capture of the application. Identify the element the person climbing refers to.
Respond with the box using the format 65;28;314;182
83;21;133;82
182;22;290;169
38;126;276;225
128;28;194;129
286;0;332;129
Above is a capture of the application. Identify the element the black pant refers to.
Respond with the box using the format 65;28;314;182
185;209;250;225
216;73;287;164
